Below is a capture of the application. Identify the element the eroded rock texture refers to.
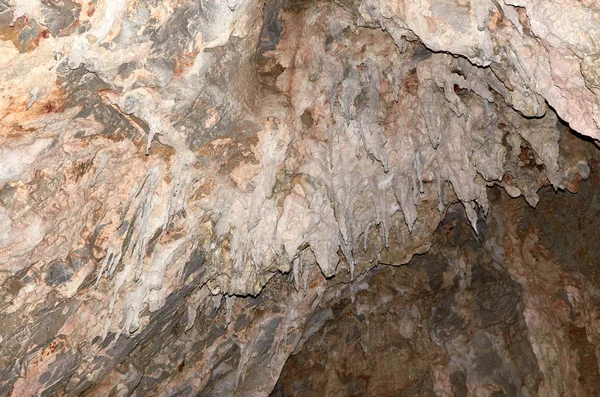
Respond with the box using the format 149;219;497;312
274;176;600;396
1;0;600;395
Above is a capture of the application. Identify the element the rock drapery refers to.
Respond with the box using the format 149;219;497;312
1;0;600;395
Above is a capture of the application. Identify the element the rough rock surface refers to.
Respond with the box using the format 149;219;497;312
1;0;600;395
274;174;600;396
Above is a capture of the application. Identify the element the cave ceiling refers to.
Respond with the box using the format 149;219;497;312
1;0;600;395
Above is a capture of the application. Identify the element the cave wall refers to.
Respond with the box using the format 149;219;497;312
1;0;600;395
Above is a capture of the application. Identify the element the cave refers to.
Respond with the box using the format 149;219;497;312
1;0;600;395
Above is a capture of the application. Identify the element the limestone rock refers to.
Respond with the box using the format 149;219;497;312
1;0;600;395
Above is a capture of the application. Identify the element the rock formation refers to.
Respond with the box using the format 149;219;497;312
1;0;600;395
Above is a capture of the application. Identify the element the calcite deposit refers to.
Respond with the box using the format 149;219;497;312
1;0;600;395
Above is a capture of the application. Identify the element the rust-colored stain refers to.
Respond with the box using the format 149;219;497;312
26;83;68;115
87;2;96;17
0;15;54;53
174;51;200;76
27;27;52;51
0;16;30;52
